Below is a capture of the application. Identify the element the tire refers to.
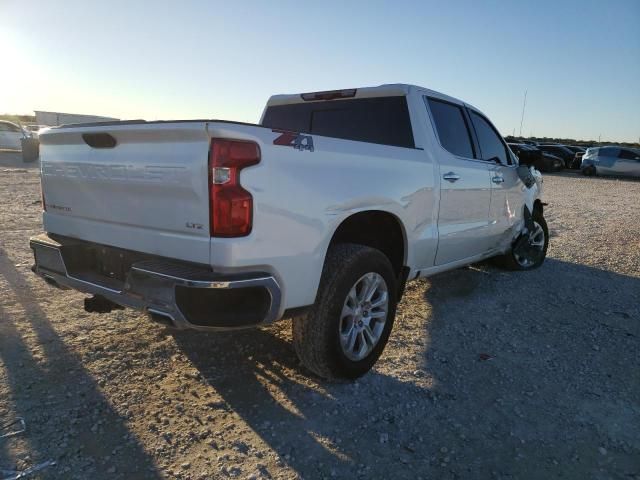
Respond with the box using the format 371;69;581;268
292;243;398;380
495;210;549;271
582;166;596;176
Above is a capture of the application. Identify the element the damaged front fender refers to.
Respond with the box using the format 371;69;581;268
494;166;544;254
519;165;543;214
510;166;545;259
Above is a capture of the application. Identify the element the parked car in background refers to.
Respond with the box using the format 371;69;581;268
565;145;587;169
508;143;562;172
0;120;28;150
540;150;565;171
581;146;640;178
538;144;577;169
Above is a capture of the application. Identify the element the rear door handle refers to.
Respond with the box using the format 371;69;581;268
443;172;461;183
492;176;504;184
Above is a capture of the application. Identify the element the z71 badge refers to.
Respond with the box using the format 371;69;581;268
272;130;314;152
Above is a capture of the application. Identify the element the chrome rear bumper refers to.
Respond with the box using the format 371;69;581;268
30;233;281;331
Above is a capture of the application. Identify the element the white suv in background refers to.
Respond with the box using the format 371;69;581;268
581;146;640;178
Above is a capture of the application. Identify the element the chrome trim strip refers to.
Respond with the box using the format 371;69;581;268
147;308;176;322
67;276;123;294
130;265;279;291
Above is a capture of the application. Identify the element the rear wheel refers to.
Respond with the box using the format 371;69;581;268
496;211;548;271
292;243;397;380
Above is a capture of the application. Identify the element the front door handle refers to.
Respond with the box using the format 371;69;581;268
492;176;505;184
443;172;461;183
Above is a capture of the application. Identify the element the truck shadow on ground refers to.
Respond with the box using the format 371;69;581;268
0;249;162;479
175;293;488;480
419;258;639;478
173;325;432;478
175;258;639;479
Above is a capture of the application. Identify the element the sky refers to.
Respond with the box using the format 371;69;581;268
1;0;639;142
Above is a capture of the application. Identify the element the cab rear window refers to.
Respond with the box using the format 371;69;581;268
262;96;415;148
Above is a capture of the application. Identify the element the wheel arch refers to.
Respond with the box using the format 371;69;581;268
326;209;408;278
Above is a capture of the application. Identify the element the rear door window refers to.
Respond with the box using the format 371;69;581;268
598;147;620;157
425;97;475;158
262;96;415;148
469;111;510;165
618;149;640;160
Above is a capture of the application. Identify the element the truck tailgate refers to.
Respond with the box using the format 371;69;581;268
39;122;212;264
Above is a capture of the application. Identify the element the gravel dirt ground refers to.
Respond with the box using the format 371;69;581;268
1;152;638;480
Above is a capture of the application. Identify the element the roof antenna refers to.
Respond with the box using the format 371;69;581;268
519;90;528;138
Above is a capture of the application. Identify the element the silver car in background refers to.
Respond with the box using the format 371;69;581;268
581;146;640;178
0;120;29;150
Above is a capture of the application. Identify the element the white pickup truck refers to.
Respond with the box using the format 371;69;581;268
30;84;547;380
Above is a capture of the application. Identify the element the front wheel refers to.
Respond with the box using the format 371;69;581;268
495;211;549;271
292;243;397;380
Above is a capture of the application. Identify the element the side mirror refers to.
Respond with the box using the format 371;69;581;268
516;165;536;188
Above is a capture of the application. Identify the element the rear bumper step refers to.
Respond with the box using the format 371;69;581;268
29;233;281;331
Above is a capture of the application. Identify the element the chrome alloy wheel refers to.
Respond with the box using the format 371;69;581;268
339;272;389;361
514;221;546;267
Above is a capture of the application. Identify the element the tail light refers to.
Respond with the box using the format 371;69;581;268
209;139;260;237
